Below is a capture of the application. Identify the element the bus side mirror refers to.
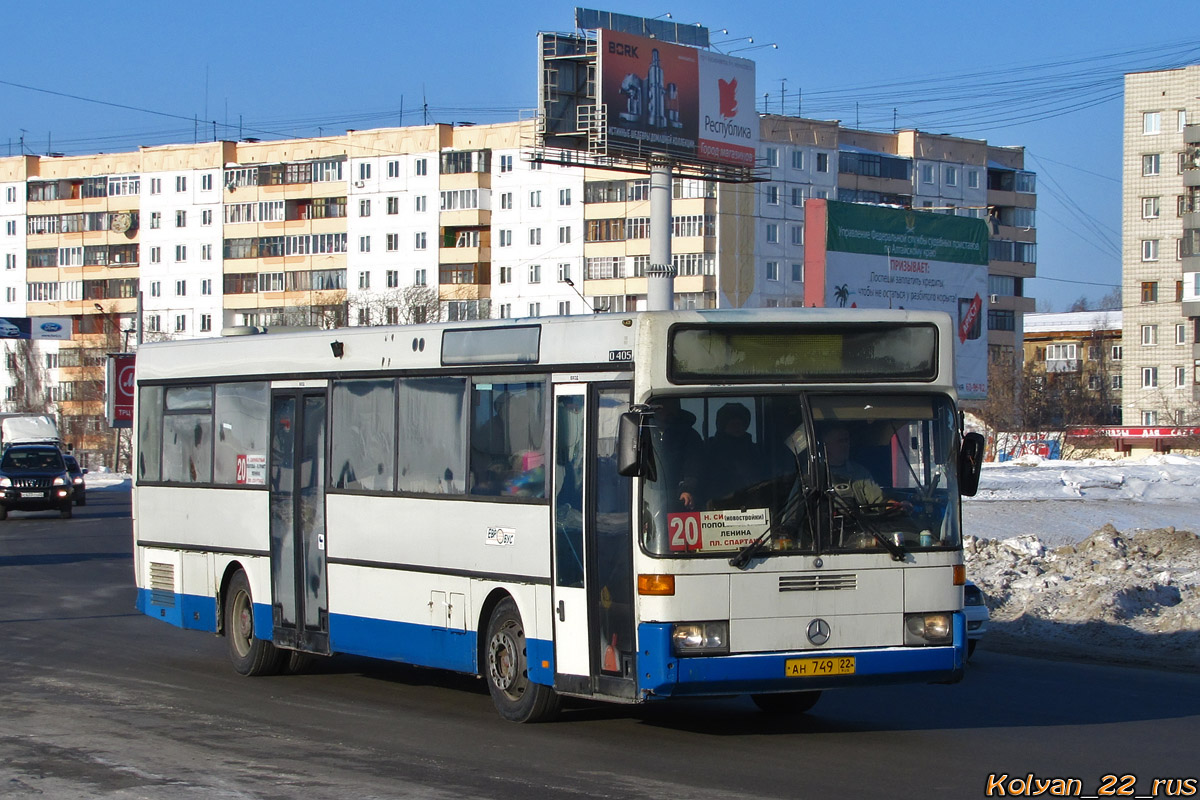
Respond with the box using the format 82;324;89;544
958;432;985;497
617;412;656;479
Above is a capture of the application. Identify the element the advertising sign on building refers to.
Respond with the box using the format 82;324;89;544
0;316;73;340
804;200;991;399
597;29;757;168
105;353;136;429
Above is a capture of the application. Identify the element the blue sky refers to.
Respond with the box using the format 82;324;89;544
4;0;1199;311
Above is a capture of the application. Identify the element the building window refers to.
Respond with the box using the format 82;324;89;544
414;268;426;286
176;176;187;192
530;191;542;208
1142;240;1159;261
528;302;541;317
1142;367;1158;388
497;303;511;319
816;153;829;173
174;210;186;227
791;225;803;246
791;150;804;170
791;263;803;282
175;279;186;296
200;244;212;261
558;301;571;316
386;269;399;288
1177;323;1187;345
790;186;805;206
765;223;778;243
175;314;187;333
359;235;371;253
201;208;213;226
201;279;212;295
1142;154;1160;176
1141;281;1158;302
921;164;935;184
557;262;571;282
359;199;371;217
386;233;399;251
967;170;979;189
765;147;778;167
150;281;161;297
150;246;161;264
415;158;427;176
1111;345;1123;360
415;195;426;212
1112;374;1123;389
498;265;512;284
498;229;512;247
766;184;779;205
1143;111;1161;135
150;177;162;194
765;261;779;281
150;212;161;229
529;228;542;246
500;155;513;173
500;192;513;210
1141;324;1158;345
945;166;957;186
146;314;161;332
1176;366;1188;388
1142;197;1160;218
386;196;399;215
414;232;426;250
559;188;571;206
359;162;371;181
558;225;571;244
988;310;1015;331
529;263;541;284
200;314;212;333
387;159;400;178
358;271;370;289
174;245;186;262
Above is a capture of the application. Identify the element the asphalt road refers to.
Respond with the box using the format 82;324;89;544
2;484;1198;799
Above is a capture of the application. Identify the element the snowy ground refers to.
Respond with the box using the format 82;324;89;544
965;454;1200;670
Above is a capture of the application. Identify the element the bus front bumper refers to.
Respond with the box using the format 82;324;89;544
636;614;966;698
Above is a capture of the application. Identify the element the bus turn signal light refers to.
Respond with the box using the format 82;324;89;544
638;574;675;596
952;564;966;586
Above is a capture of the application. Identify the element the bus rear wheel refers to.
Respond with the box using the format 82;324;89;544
751;690;822;714
224;570;284;676
484;598;559;723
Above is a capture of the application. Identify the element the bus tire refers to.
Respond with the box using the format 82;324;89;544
751;690;822;714
224;570;284;677
484;598;560;723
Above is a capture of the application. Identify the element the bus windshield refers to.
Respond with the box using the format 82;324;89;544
640;393;962;558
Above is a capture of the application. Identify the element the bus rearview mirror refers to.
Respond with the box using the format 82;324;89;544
958;432;985;497
617;412;655;479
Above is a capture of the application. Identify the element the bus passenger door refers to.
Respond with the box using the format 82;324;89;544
551;385;589;682
552;383;637;700
269;389;330;654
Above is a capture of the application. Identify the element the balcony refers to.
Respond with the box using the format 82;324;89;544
439;263;491;286
1045;358;1081;373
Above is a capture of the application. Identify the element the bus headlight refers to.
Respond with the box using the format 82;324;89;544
904;613;953;646
671;621;729;656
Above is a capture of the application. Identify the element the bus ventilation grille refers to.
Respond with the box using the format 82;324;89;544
149;562;176;607
779;573;857;592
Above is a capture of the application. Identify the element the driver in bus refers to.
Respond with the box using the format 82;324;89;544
821;424;885;509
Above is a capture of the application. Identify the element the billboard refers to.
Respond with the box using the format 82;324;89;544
105;353;136;428
597;29;757;168
804;200;991;400
0;316;72;340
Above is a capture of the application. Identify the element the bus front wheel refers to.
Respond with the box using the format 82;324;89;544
484;598;560;723
752;690;822;714
224;571;284;676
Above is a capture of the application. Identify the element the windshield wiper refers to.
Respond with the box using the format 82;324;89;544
728;527;773;569
827;490;907;562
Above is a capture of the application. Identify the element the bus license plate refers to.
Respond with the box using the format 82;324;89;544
785;656;855;677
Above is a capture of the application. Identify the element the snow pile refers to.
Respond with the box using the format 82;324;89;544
966;525;1200;670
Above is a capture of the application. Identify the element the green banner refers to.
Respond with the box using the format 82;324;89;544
825;200;989;266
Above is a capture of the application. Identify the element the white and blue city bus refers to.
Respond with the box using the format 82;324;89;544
133;308;984;722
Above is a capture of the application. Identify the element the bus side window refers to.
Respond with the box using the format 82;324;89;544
470;381;546;498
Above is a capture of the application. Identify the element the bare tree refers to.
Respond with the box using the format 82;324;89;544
348;286;442;327
3;339;51;414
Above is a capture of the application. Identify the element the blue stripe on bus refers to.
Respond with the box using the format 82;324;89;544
136;588;218;632
637;613;966;698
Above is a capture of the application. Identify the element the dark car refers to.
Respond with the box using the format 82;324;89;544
0;444;74;519
63;453;87;506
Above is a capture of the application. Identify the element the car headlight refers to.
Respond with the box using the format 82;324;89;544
671;621;729;656
0;477;10;488
963;584;985;606
72;477;84;485
53;476;67;486
904;612;953;646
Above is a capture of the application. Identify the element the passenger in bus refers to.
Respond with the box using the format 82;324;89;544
703;402;760;507
650;398;703;511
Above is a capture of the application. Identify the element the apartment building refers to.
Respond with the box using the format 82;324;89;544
0;116;1037;465
1023;310;1123;425
1122;65;1200;425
